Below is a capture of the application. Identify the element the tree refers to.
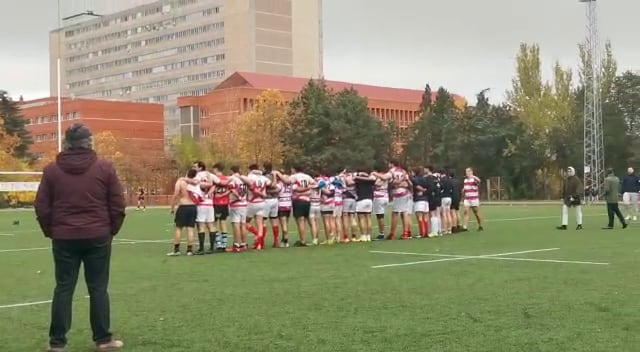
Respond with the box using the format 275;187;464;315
282;80;390;172
507;43;576;198
403;84;433;167
170;136;202;171
0;91;32;160
0;117;26;171
427;87;460;168
236;90;288;166
93;131;123;164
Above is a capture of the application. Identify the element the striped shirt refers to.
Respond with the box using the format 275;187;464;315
463;176;480;201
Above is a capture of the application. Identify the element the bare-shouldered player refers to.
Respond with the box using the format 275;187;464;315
168;169;199;256
228;165;249;252
371;164;390;240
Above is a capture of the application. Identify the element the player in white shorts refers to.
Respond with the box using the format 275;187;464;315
319;174;336;245
621;167;639;221
244;165;270;250
263;163;281;248
354;169;376;242
341;172;358;243
372;164;390;240
386;160;412;239
193;161;222;255
462;167;483;231
228;166;248;252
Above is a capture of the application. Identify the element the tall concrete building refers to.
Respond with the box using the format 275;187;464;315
50;0;323;146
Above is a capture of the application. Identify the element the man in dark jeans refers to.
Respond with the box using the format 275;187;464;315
35;124;126;352
602;168;628;230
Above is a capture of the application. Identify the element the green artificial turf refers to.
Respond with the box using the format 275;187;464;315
0;205;639;352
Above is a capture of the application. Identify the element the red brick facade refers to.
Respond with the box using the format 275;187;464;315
18;97;164;157
177;72;466;147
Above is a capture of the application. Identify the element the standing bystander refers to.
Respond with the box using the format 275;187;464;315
34;124;126;352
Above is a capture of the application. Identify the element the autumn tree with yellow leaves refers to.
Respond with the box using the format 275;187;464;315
236;89;289;167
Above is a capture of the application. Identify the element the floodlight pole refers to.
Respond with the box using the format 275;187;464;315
56;1;103;153
580;0;604;198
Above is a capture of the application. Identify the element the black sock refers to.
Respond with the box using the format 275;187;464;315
187;245;193;253
173;243;180;252
198;233;205;250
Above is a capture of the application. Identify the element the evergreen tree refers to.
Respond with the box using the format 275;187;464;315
0;91;32;159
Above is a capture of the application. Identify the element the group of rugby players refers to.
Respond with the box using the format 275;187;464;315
167;160;484;256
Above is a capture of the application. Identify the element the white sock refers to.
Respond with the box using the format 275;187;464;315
561;205;569;225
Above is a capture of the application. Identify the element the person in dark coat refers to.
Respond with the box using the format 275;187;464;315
557;166;584;230
34;124;126;352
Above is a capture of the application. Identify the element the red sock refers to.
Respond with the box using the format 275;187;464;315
273;226;280;245
247;225;258;236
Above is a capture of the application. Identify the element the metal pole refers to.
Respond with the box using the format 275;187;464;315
57;0;62;153
57;57;62;153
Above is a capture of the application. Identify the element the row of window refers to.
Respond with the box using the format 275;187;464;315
134;88;212;103
87;70;225;98
66;38;224;75
63;0;201;38
68;54;225;88
25;112;80;125
35;133;59;142
67;22;223;63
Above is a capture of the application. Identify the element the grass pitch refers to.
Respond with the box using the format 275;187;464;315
0;205;639;352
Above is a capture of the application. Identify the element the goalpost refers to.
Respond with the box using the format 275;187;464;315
0;171;42;209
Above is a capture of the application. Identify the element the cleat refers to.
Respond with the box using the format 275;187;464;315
478;226;484;232
556;225;567;230
576;225;583;230
375;234;385;241
623;223;628;229
186;251;194;256
166;251;181;257
193;249;205;256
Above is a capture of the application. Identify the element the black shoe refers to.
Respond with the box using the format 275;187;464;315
576;225;583;230
375;234;385;241
622;223;628;229
601;226;613;230
293;240;307;247
193;249;205;256
478;226;484;232
556;225;567;230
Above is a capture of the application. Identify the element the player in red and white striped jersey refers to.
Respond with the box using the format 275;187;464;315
275;172;292;247
243;165;271;250
384;160;413;239
228;165;249;252
288;165;316;246
462;167;484;231
263;163;281;248
319;171;337;245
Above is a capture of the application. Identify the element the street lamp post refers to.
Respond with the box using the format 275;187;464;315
56;0;102;152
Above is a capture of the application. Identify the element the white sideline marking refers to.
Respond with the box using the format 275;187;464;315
0;233;15;236
0;239;169;253
0;213;608;235
370;248;560;269
0;300;52;309
371;248;610;268
0;296;90;310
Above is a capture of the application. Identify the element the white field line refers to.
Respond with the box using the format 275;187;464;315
0;296;90;310
370;248;560;269
0;234;15;236
0;213;609;236
0;239;170;253
370;248;609;268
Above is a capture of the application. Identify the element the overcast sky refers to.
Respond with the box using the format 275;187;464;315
0;0;638;103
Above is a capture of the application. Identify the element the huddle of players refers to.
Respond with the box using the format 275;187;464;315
167;160;484;256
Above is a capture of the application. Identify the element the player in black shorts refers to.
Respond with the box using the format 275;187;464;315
168;169;198;256
136;187;146;211
449;171;462;232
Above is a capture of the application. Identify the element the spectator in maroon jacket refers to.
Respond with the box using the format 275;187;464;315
34;124;126;352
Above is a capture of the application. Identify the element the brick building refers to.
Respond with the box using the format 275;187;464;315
18;97;164;157
177;71;466;145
